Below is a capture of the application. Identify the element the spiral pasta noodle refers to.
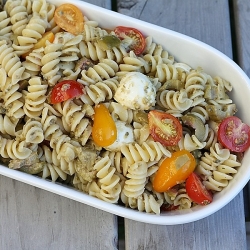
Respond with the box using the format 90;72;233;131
23;76;48;118
23;47;44;76
41;41;62;85
5;1;29;35
12;12;47;56
0;136;32;159
41;107;77;175
80;77;119;105
90;156;121;203
79;39;128;63
0;11;12;37
156;89;193;112
0;40;29;84
53;100;93;145
121;140;171;165
82;23;108;42
40;145;67;182
121;190;163;214
80;58;119;84
122;161;148;198
143;36;174;64
0;0;243;215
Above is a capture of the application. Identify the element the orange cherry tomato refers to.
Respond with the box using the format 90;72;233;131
153;150;196;192
22;31;55;58
34;31;55;50
50;80;84;104
54;3;84;35
92;104;117;147
148;110;182;146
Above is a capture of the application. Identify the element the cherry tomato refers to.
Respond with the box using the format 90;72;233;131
22;31;55;58
186;172;213;205
160;204;179;212
114;26;146;55
92;104;117;147
50;80;84;104
34;31;55;50
218;116;250;152
54;4;84;35
148;111;182;146
153;150;196;192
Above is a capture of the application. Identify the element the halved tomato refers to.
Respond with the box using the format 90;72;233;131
50;80;84;104
186;172;213;205
218;116;250;152
148;110;182;146
114;26;146;55
54;3;84;35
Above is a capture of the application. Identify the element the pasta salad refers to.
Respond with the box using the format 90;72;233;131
0;0;249;215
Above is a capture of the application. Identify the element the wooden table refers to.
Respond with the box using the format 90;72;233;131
0;0;249;249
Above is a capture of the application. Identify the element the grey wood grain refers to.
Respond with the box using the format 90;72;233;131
123;194;246;250
233;0;250;220
117;0;247;249
233;0;250;76
84;0;111;9
0;175;118;250
0;1;118;250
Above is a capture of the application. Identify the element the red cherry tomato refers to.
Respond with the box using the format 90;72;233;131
218;116;250;152
114;26;146;55
92;104;117;147
153;150;196;192
186;172;213;205
50;80;84;104
160;204;179;212
148;110;182;146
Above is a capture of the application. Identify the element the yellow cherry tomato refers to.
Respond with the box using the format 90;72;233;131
33;31;55;50
22;31;55;58
54;3;84;35
153;150;196;192
92;104;117;147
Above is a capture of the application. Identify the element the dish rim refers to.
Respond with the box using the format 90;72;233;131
0;0;250;225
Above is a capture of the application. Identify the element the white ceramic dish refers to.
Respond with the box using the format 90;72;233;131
1;0;250;225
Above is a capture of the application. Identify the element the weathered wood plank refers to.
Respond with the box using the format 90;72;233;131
233;0;250;220
117;0;232;56
124;194;246;250
0;1;118;250
247;222;250;250
117;0;247;249
233;0;250;76
0;175;118;250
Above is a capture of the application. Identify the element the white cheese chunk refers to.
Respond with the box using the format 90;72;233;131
114;72;156;110
105;120;134;152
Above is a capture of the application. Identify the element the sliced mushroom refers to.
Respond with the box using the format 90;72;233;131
181;114;206;141
205;104;237;122
75;57;95;71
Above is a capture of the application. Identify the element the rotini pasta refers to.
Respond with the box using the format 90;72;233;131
0;0;244;216
90;156;121;203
